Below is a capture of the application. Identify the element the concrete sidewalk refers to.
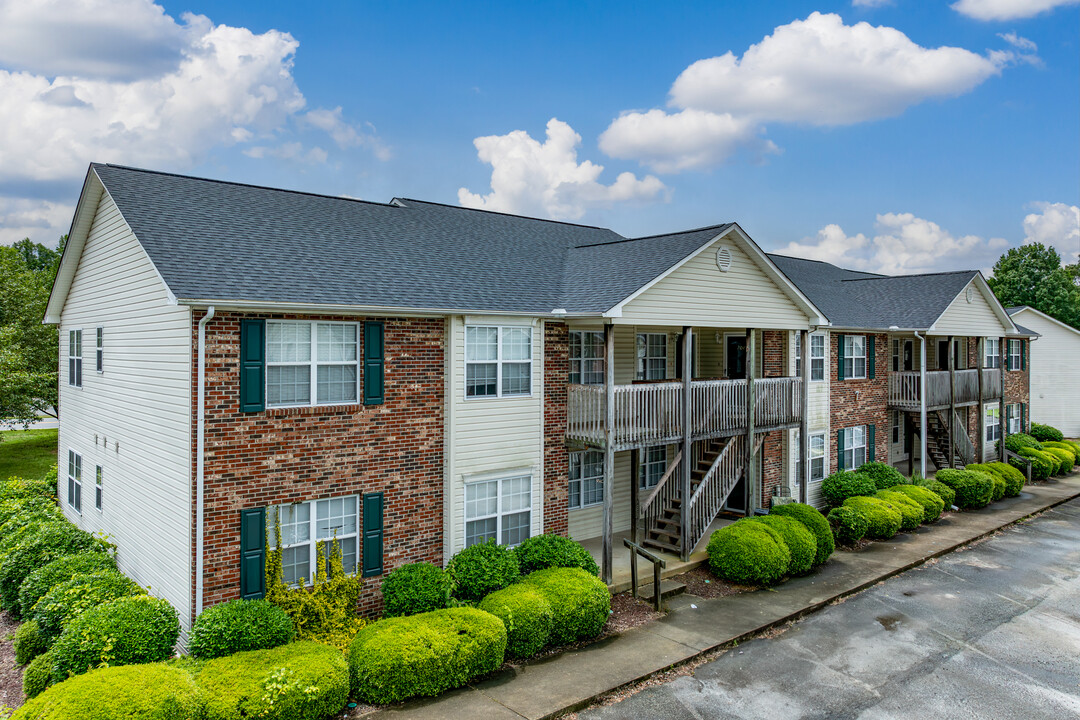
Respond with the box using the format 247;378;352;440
369;475;1080;720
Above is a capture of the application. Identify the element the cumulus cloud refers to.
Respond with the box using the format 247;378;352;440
0;198;74;246
458;118;666;221
952;0;1079;21
304;107;391;161
600;12;1011;172
852;0;892;7
1023;202;1080;265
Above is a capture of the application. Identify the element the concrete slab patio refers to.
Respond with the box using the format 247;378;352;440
367;474;1080;720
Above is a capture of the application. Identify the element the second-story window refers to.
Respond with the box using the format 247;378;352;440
68;330;82;387
466;326;532;398
569;331;604;385
266;321;359;407
810;334;825;381
841;335;866;380
636;333;667;381
1007;339;1022;370
985;338;1000;369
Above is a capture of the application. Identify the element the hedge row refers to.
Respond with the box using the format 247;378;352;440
1004;430;1078;480
706;503;833;586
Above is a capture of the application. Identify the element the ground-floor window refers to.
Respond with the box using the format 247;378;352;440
465;474;531;547
795;432;826;484
267;496;359;586
569;451;603;510
1007;403;1021;434
986;406;1001;442
67;450;81;513
639;446;667;489
840;426;867;471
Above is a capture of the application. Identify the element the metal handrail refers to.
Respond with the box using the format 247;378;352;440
623;538;667;612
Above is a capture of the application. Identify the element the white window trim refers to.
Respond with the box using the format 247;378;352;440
810;334;825;382
636;333;668;381
569;330;605;386
463;472;534;547
842;426;868;470
842;335;867;380
95;327;103;374
267;495;360;586
67;449;81;514
68;329;82;388
639;445;667;490
809;433;826;482
1006;403;1021;435
568;450;603;510
985;338;1001;369
1007;339;1021;371
265;320;361;409
94;465;103;512
465;325;534;399
986;406;1002;442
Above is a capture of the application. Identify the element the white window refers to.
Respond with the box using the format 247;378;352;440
810;334;825;381
1007;339;1021;371
636;333;667;381
841;335;866;379
68;330;82;387
841;426;867;470
67;450;81;512
892;410;901;445
986;406;1001;442
1007;403;1021;434
797;432;826;483
465;326;532;398
95;328;103;373
268;496;359;586
94;465;102;511
985;338;1000;369
639;446;667;489
795;333;802;377
465;475;532;547
266;321;359;407
569;331;604;385
568;451;603;509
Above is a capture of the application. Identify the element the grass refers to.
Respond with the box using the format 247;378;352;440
0;428;58;480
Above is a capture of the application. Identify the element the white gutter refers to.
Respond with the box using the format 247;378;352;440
195;306;215;617
176;298;605;320
914;330;927;480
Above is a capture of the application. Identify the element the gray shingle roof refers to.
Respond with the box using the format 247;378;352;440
92;164;731;315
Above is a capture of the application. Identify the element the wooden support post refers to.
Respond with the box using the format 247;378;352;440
745;328;757;513
630;448;640;544
998;336;1007;460
601;323;615;585
976;337;985;463
919;334;927;479
947;335;955;469
799;329;810;504
680;326;693;561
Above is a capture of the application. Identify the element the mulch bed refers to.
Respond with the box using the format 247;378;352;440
0;610;24;711
672;566;755;598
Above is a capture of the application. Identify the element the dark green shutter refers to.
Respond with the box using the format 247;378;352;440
1005;405;1011;435
1021;403;1026;432
836;334;845;381
837;429;846;470
1020;341;1026;371
363;322;385;405
867;336;876;379
239;508;266;600
868;424;876;462
362;493;384;577
239;319;265;413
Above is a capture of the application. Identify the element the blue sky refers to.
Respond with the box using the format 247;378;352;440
0;0;1077;274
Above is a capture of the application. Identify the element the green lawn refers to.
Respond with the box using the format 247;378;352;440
0;428;58;480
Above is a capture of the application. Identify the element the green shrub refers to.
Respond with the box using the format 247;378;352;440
706;521;790;586
196;641;348;720
1017;447;1055;480
446;540;520;604
347;607;506;704
914;477;956;507
34;569;145;640
188;598;295;660
826;506;868;545
0;496;61;529
751;515;816;576
1043;447;1074;474
13;663;202;720
1029;423;1064;443
14;619;47;665
769;502;833;565
523;567;611;645
935;469;994;508
381;562;452;617
842;497;902;539
986;462;1025;496
0;516;64;564
821;470;876;505
1004;433;1042;453
0;523;100;615
874;491;924;530
1042;440;1080;459
0;475;56;503
19;551;117;618
22;649;54;699
478;584;554;658
856;462;907;490
888;484;945;522
513;533;599;576
51;595;179;682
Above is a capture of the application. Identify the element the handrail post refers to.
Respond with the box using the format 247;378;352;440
680;326;693;561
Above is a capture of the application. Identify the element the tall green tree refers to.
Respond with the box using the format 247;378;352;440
988;243;1080;330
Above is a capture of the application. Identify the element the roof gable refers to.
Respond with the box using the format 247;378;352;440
1008;306;1080;337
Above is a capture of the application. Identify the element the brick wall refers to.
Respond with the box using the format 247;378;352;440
190;311;444;621
1003;339;1030;426
760;331;786;506
830;333;889;472
544;321;569;535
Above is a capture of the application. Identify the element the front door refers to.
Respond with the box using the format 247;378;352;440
725;336;747;379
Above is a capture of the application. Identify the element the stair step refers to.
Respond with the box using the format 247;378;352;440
648;527;680;540
635;579;686;602
641;538;680;554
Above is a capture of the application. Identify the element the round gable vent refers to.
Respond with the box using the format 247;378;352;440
966;287;974;303
715;246;732;272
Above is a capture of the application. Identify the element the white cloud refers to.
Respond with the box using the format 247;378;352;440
243;143;328;165
1023;201;1080;265
777;224;872;269
852;0;893;8
304;107;391;161
952;0;1079;21
600;12;1010;172
0;198;73;246
458;118;667;221
997;32;1037;52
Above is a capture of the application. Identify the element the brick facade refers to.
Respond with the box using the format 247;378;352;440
543;321;569;535
830;332;889;473
190;311;444;622
1003;339;1030;425
760;331;787;506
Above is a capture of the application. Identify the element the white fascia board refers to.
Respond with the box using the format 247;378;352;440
928;273;1019;336
43;167;102;324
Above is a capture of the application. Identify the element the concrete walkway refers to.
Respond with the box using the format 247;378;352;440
369;475;1080;720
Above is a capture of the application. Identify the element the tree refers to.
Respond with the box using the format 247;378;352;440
988;243;1080;330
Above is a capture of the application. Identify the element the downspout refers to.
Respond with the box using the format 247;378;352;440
196;306;215;617
914;330;927;479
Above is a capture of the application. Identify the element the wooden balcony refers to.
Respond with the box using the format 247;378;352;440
888;369;1002;411
566;377;802;452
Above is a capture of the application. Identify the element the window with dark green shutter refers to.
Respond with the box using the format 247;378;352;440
868;424;876;462
867;336;876;379
362;493;384;577
837;429;846;470
239;508;266;599
363;322;385;405
836;334;845;381
239;319;266;413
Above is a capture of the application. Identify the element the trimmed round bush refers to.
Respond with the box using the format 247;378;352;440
769;502;833;565
14;619;48;665
857;461;907;490
986;462;1025;496
874;490;924;530
513;533;599;576
1017;447;1055;480
348;607;507;704
51;595;179;682
446;540;520;604
34;569;145;640
0;522;99;614
1029;423;1064;443
888;484;945;523
821;470;876;505
1042;441;1079;461
22;648;54;699
0;496;61;529
188;598;295;660
935;469;994;509
197;641;348;720
1004;433;1042;453
751;515;816;576
827;506;868;546
1043;447;1074;474
706;521;791;586
19;551;117;618
0;515;64;563
842;497;902;539
478;584;554;658
13;663;203;720
381;562;452;617
915;477;956;508
523;567;611;645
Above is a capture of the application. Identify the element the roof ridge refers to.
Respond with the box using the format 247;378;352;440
573;223;731;249
392;197;618;232
841;269;977;282
767;253;885;277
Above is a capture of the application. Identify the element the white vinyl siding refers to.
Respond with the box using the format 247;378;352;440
788;330;830;508
1010;308;1080;436
934;280;1012;336
58;190;193;634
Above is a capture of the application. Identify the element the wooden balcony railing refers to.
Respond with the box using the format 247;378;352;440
888;369;1002;410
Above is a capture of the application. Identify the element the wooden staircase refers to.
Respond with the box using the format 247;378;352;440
641;438;727;555
912;410;974;470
